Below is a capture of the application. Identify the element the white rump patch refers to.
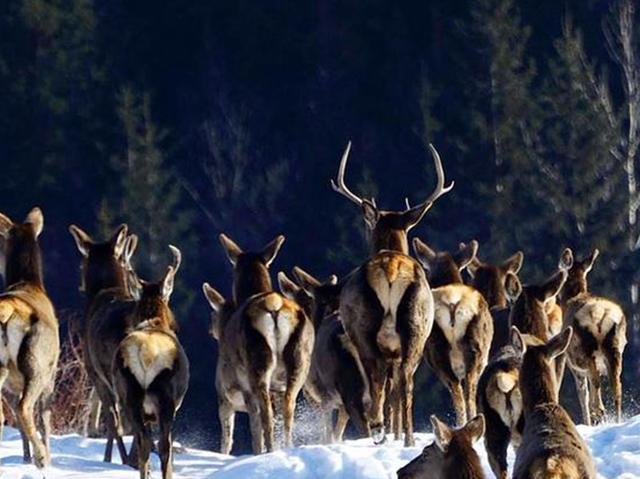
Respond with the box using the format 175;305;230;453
122;332;177;389
575;299;624;342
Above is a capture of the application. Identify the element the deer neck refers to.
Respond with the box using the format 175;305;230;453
521;355;558;412
4;237;44;289
233;263;272;305
562;275;587;302
370;229;409;256
85;258;126;301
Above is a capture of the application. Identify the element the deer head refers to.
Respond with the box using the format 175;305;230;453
219;233;285;305
331;142;453;256
412;238;478;288
128;245;182;332
397;415;485;479
69;224;128;298
560;248;599;301
466;249;524;309
277;267;340;327
0;207;45;289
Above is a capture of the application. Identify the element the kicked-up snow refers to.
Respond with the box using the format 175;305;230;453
3;416;640;478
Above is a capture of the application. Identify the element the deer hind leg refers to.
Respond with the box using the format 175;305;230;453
0;367;8;463
464;373;480;421
450;380;467;427
244;393;264;454
17;377;47;468
86;388;102;438
588;360;605;424
37;384;54;464
218;399;235;455
605;349;623;423
134;429;152;479
156;394;176;479
571;368;591;426
484;414;511;479
400;365;416;447
334;407;349;442
367;363;389;445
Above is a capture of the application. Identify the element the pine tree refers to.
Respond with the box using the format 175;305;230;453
113;87;194;280
468;0;544;269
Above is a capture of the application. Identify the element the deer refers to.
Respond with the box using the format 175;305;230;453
412;238;493;426
277;267;370;443
0;207;59;468
396;415;486;479
69;223;137;465
112;245;189;479
465;249;523;356
203;234;314;454
511;326;596;479
561;248;627;425
330;141;453;446
84;233;139;439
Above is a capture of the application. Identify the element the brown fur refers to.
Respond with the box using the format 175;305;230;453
467;251;524;309
209;234;314;454
330;143;453;447
69;223;137;465
561;248;627;425
414;239;492;427
0;208;59;468
512;327;595;479
112;250;188;479
278;268;370;443
397;415;486;479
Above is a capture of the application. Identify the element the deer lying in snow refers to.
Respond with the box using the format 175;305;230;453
330;142;452;446
112;246;189;479
413;238;493;426
278;267;370;442
561;248;627;425
204;234;314;454
397;415;486;479
0;208;59;468
465;249;523;355
512;326;595;479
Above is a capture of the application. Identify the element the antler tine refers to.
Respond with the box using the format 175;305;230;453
168;245;182;273
330;141;364;206
404;197;411;211
409;144;454;212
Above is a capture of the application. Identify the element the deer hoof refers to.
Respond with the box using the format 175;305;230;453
371;425;386;445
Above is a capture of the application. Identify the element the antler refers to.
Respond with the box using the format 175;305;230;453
168;245;182;273
408;144;454;212
330;141;364;206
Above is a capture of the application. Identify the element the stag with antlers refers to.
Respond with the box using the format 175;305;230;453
330;142;453;446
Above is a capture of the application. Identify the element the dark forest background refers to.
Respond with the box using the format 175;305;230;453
1;0;640;452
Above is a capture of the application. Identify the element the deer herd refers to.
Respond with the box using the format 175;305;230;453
0;143;629;478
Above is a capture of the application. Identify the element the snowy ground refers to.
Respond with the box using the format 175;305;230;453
2;416;640;478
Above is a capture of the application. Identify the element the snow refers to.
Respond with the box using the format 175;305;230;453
3;416;640;478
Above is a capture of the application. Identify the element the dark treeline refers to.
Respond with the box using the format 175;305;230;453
1;0;639;451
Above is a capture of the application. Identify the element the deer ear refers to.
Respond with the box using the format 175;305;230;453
327;274;338;286
501;251;524;274
24;207;44;237
430;415;452;452
504;272;522;302
0;212;12;237
277;272;300;300
453;240;478;270
110;224;128;258
261;235;285;267
161;266;177;302
126;269;142;301
463;415;485;444
465;257;482;278
219;234;243;266
69;224;93;257
412;238;437;269
510;326;526;356
292;266;321;293
546;327;573;359
559;248;574;271
583;249;599;274
123;234;139;268
541;270;567;303
202;282;225;313
361;200;379;230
